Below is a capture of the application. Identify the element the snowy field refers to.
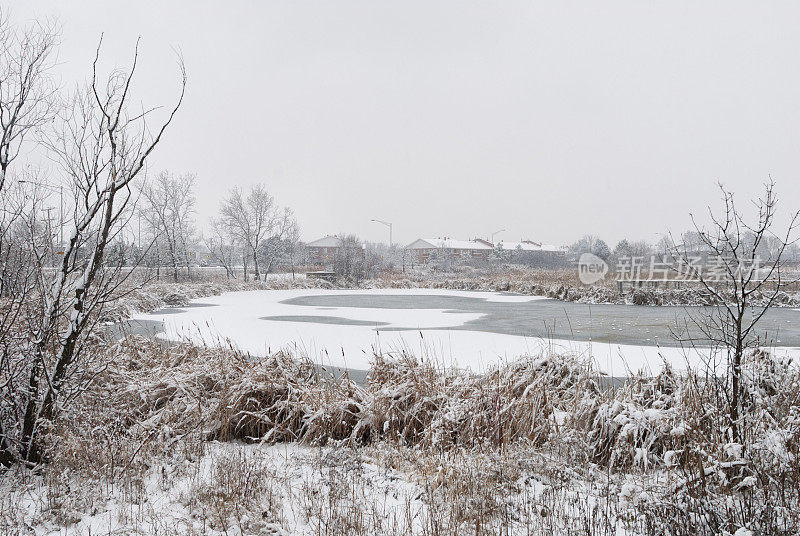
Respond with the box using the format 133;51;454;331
131;288;800;376
5;440;640;536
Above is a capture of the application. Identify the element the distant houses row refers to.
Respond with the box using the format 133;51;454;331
306;235;566;265
405;237;566;264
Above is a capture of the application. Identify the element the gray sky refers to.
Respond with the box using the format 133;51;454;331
11;1;800;246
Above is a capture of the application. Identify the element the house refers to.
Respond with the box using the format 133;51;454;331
405;238;493;264
306;235;343;265
306;235;366;266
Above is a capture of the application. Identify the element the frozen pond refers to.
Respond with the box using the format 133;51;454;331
129;289;800;375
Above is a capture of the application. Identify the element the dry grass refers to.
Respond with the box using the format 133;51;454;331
1;335;799;534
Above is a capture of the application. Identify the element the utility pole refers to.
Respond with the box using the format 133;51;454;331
58;185;63;248
44;207;54;265
20;180;65;251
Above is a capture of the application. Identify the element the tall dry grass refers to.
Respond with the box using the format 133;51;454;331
1;335;798;534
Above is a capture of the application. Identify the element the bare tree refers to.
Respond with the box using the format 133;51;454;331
139;171;197;282
0;177;55;467
204;217;240;279
283;219;302;279
0;34;185;466
218;184;284;281
257;207;299;275
673;181;799;442
0;11;58;191
0;12;59;468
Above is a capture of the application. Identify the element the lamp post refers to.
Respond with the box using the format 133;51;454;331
370;219;392;247
491;228;506;244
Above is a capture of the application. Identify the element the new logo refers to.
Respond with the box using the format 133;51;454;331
578;253;608;284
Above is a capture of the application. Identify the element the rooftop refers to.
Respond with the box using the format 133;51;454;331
406;238;493;250
306;236;344;248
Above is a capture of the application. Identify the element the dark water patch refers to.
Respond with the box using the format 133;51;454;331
105;318;167;343
261;315;389;327
282;294;800;348
150;302;219;315
282;294;478;310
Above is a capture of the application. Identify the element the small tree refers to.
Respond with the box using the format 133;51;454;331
611;238;653;268
491;242;508;262
333;234;366;283
1;34;185;465
364;241;403;273
674;181;799;442
217;185;297;281
256;207;299;275
204;217;240;279
218;185;274;281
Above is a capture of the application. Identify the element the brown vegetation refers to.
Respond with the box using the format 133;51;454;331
2;333;797;535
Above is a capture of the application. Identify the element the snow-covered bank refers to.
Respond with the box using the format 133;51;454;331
105;275;326;322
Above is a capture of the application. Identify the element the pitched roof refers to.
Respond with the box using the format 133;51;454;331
405;238;492;250
306;236;343;248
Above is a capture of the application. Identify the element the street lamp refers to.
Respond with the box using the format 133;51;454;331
491;228;506;244
371;219;392;247
19;180;64;248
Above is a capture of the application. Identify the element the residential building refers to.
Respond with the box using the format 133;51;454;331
306;235;366;266
306;235;343;265
404;238;493;264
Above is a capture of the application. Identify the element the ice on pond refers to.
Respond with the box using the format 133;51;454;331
131;288;800;376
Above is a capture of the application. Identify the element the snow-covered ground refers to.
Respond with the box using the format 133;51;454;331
3;441;638;536
7;443;421;536
131;288;800;375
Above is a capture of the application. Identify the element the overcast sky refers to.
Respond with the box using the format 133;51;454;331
11;1;800;246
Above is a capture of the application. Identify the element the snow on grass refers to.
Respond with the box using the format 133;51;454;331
2;440;637;536
3;335;791;535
